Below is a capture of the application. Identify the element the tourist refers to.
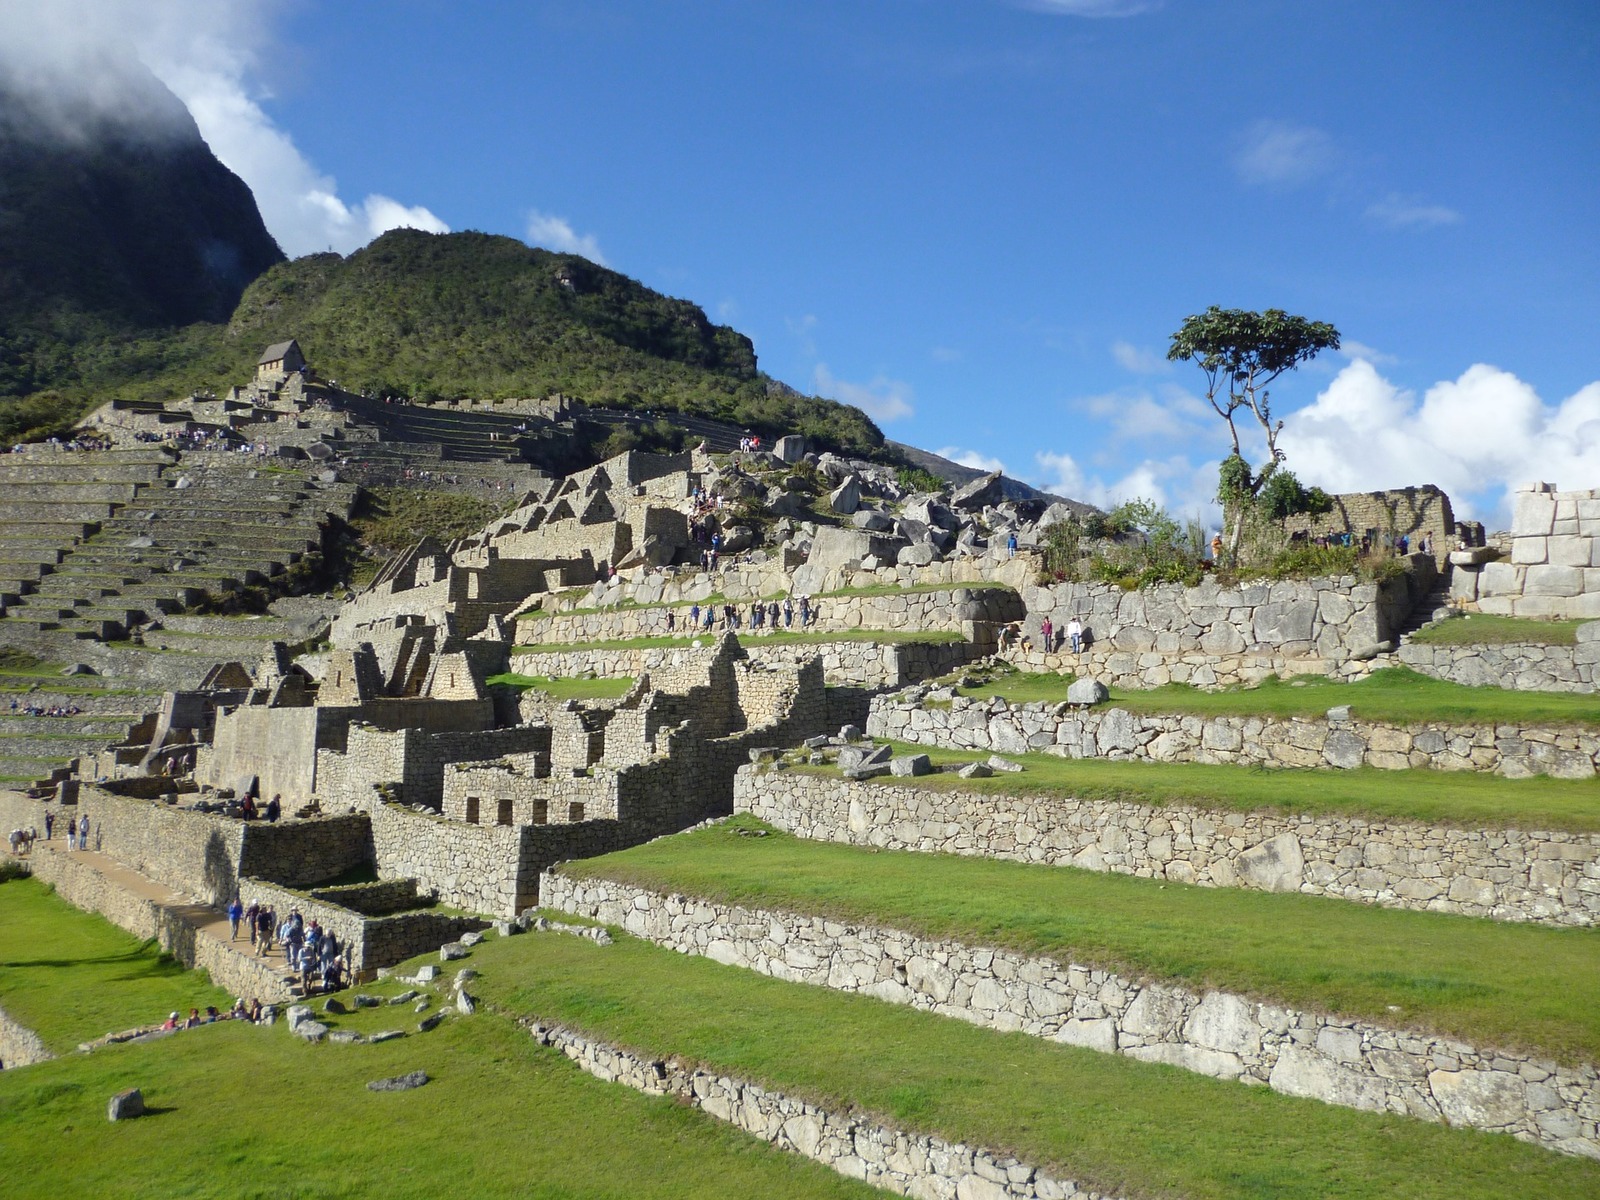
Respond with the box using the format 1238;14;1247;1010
783;597;793;628
78;815;91;851
266;795;281;823
247;998;262;1023
798;596;811;627
43;810;53;842
185;1008;200;1029
665;609;676;633
1007;531;1017;558
227;896;244;940
205;1006;220;1023
66;816;76;850
689;603;700;628
1041;617;1054;653
1210;533;1224;562
245;901;261;947
162;1012;180;1031
1067;618;1084;655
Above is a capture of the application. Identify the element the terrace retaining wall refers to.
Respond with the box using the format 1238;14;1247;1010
1398;640;1599;694
546;872;1600;1156
866;693;1600;779
509;636;977;689
733;768;1600;926
521;1013;1115;1200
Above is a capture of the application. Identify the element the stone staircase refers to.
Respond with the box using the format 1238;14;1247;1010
0;666;157;784
0;449;356;645
586;407;746;454
1395;567;1457;643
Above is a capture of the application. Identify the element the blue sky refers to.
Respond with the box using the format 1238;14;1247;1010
9;1;1599;525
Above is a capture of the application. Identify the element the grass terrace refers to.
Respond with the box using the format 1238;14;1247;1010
0;877;229;1051
805;739;1600;833
474;922;1600;1200
1411;613;1591;646
485;673;636;700
956;666;1600;728
514;629;967;654
0;892;880;1200
566;814;1600;1064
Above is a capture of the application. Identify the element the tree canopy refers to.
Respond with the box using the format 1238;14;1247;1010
1167;306;1340;490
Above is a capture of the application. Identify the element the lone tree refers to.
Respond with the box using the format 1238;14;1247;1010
1167;306;1339;559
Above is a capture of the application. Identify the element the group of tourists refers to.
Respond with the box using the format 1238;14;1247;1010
159;997;266;1031
681;596;814;634
736;434;764;454
8;700;83;717
235;900;346;994
1002;617;1087;655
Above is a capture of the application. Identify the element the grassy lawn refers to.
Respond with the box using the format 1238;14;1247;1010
0;977;880;1200
0;877;230;1050
567;814;1600;1064
514;629;967;653
958;666;1600;727
486;673;636;700
1412;613;1590;646
828;741;1600;833
471;925;1600;1200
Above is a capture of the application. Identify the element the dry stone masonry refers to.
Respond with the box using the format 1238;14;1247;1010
734;767;1600;925
1476;483;1600;618
546;873;1600;1155
867;690;1600;779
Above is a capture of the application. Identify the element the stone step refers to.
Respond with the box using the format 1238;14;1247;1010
3;521;98;540
8;501;120;522
0;464;167;485
5;482;142;503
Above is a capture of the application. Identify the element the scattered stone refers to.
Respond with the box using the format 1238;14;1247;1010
957;762;994;779
491;919;518;937
803;734;830;750
1066;678;1109;706
986;755;1025;773
454;968;480;985
353;995;382;1009
61;663;96;677
388;990;420;1006
108;1088;144;1121
458;931;484;947
889;753;933;777
328;1030;363;1045
368;1030;405;1044
417;1012;445;1033
440;943;468;961
414;966;439;983
294;1020;329;1042
1350;641;1394;661
414;999;431;1013
285;1004;314;1029
951;470;1004;511
838;724;862;742
456;991;477;1015
323;997;347;1015
367;1071;429;1092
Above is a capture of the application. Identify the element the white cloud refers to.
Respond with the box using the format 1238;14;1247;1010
937;447;1007;474
1078;384;1211;443
1019;0;1158;16
1339;339;1399;367
1234;120;1336;187
1365;193;1463;229
1279;361;1600;526
1111;340;1170;374
813;364;915;423
1032;451;1221;523
0;0;447;256
525;210;608;265
931;346;963;363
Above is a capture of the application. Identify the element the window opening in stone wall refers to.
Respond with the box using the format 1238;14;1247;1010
465;796;480;824
568;802;585;823
530;799;548;825
496;797;513;826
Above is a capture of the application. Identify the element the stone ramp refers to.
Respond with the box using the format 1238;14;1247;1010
19;839;304;1003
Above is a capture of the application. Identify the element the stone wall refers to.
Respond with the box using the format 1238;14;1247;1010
0;786;371;907
1016;567;1430;671
518;585;1020;649
0;1003;53;1069
734;768;1600;925
1478;483;1600;618
521;1013;1111;1200
509;636;978;689
867;692;1600;779
546;873;1598;1156
1398;638;1599;694
1281;485;1454;563
21;849;295;1002
237;878;486;975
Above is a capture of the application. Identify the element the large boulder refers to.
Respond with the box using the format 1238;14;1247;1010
829;477;862;514
851;509;895;533
951;471;1005;511
773;435;808;463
